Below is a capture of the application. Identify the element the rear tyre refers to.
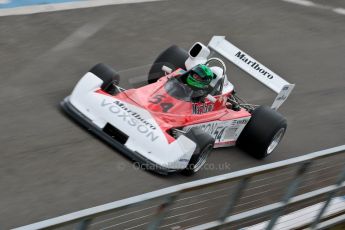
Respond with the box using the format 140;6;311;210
236;106;287;159
148;45;189;84
182;128;215;175
89;63;120;94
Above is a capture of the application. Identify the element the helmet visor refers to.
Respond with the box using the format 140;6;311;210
187;72;209;89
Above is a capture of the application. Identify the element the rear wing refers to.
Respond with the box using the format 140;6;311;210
208;36;295;110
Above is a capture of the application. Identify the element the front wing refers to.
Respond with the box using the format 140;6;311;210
61;97;178;175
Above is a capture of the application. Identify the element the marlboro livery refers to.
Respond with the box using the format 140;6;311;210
61;36;294;175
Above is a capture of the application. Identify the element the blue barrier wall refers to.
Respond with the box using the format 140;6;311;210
0;0;82;8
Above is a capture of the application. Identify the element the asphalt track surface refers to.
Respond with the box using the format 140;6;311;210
0;0;345;228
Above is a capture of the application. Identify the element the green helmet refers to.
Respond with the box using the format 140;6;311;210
186;64;214;89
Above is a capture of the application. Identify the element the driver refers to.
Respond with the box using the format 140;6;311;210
185;64;215;102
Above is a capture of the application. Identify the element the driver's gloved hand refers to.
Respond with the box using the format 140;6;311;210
191;89;207;102
232;104;241;111
191;96;204;103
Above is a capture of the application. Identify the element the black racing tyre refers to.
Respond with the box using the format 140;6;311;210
182;127;215;175
148;45;189;84
236;106;287;159
89;63;120;93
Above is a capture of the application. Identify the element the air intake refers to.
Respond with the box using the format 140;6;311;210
103;123;128;144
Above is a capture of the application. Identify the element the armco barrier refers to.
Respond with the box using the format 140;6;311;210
14;145;345;230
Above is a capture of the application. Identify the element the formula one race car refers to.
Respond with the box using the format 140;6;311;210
61;36;295;175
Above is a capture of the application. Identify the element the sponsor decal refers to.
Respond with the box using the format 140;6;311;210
101;99;159;142
235;51;274;80
232;119;248;125
276;95;287;101
184;118;250;143
185;122;226;142
179;158;190;162
275;86;291;102
192;103;214;114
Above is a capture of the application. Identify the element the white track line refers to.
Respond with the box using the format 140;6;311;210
282;0;345;16
5;13;115;87
282;0;316;7
333;7;345;15
0;0;164;17
51;14;114;52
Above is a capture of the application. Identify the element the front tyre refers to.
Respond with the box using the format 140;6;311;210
182;128;215;175
89;63;120;94
236;106;287;159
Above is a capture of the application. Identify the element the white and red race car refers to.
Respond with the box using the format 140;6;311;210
61;36;295;175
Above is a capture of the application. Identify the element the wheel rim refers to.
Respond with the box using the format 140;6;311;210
193;144;213;172
267;128;285;154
